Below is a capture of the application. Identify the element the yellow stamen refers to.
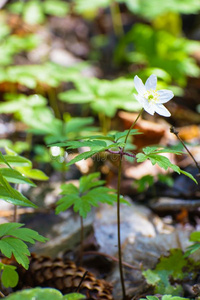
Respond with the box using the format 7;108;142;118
144;89;159;103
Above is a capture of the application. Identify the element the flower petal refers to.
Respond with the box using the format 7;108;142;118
134;94;146;105
145;74;157;90
142;99;155;115
154;104;171;117
158;90;174;103
134;75;146;95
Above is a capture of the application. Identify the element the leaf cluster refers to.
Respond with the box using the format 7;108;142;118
0;20;38;66
0;223;48;270
115;23;200;85
136;146;197;184
5;287;85;300
140;295;189;300
56;172;126;218
184;231;200;257
142;249;200;296
52;129;140;166
7;0;69;25
59;77;141;118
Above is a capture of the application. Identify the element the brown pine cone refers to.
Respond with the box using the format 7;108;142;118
7;253;113;300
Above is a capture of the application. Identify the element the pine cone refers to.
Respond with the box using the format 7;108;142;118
8;253;113;300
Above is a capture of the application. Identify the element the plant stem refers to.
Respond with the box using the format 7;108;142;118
116;155;126;299
124;109;144;145
48;87;62;120
170;126;200;173
13;183;21;222
116;108;143;299
80;216;84;266
110;0;124;36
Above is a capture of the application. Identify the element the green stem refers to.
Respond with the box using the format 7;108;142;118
124;109;144;145
48;87;62;120
98;113;109;135
116;108;143;299
110;0;124;36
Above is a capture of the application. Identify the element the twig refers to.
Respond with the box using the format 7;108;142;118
75;271;88;293
0;290;5;298
83;251;141;270
170;126;200;173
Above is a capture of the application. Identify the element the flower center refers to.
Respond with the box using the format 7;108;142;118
144;89;159;103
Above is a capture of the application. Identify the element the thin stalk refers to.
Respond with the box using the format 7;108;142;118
116;155;126;298
80;216;84;266
124;109;144;145
13;183;21;222
98;113;109;135
170;126;200;173
116;108;143;299
48;87;62;120
0;290;5;298
110;0;124;36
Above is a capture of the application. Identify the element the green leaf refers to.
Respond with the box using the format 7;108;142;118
60;183;79;195
73;197;92;218
114;129;142;141
23;0;45;25
63;293;86;299
0;223;48;269
0;151;12;168
0;155;32;167
189;231;200;242
0;238;30;269
79;172;105;193
66;151;98;166
5;287;65;300
184;243;200;257
57;174;120;218
179;170;197;184
16;167;49;181
1;264;19;288
43;0;69;17
136;147;197;184
0;186;37;208
0;168;36;186
142;269;160;285
56;195;80;215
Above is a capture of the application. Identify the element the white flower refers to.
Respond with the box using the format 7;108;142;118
134;74;174;117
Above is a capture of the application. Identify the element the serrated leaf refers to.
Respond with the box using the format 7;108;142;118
0;168;36;186
79;172;105;193
3;225;48;244
0;151;12;168
156;249;188;280
0;223;47;269
66;151;97;166
0;155;32;167
142;269;160;285
60;183;79;195
184;243;200;257
114;129;142;141
16;166;49;181
56;195;80;215
73;197;92;218
136;149;197;184
80;134;115;141
0;186;37;208
179;170;197;184
1;264;19;288
0;237;30;269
